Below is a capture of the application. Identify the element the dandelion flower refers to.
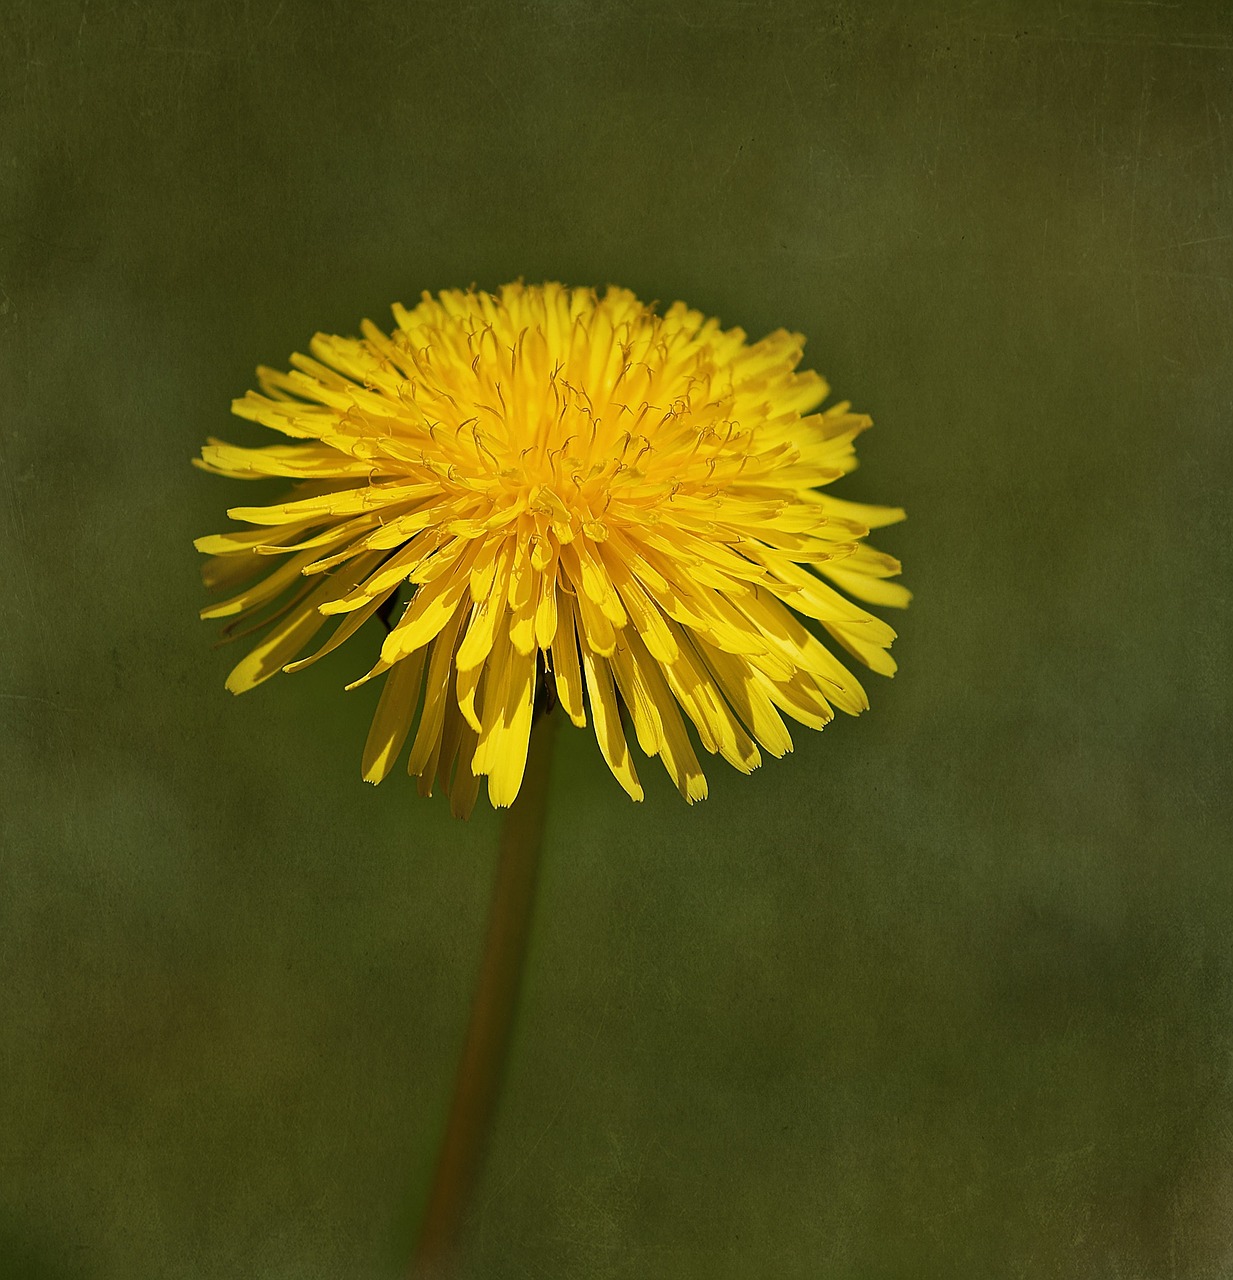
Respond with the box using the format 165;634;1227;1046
196;282;908;816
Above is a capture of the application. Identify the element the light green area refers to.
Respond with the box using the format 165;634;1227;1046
3;1;1232;1276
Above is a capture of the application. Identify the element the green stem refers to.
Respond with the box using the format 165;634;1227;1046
411;711;558;1278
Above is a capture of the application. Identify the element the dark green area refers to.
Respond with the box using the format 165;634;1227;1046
3;1;1232;1276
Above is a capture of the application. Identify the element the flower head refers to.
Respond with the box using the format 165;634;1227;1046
196;283;908;816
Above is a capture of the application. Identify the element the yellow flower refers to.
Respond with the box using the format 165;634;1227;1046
196;282;908;817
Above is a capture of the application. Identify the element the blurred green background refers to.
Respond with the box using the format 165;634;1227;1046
3;1;1232;1276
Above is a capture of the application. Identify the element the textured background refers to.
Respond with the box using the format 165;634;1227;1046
3;1;1233;1277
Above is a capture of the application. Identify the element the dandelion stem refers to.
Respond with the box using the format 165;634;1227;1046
411;710;558;1278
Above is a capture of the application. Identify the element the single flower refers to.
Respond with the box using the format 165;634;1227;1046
196;282;908;816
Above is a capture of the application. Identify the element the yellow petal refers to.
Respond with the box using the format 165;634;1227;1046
568;569;617;656
612;629;707;802
281;593;385;673
533;553;560;650
227;482;431;527
456;540;514;672
692;638;793;758
662;621;760;773
816;494;907;529
448;726;482;819
201;546;323;621
194;517;320;557
607;635;664;757
380;543;479;662
427;688;467;798
577;605;643;800
362;648;428;783
604;550;679;664
550;594;586;727
225;596;328;693
821;564;913;609
485;643;536;808
406;601;471;778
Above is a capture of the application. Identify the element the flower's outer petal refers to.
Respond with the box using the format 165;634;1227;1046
195;517;322;559
197;440;377;481
604;550;679;664
455;659;484;736
550;593;586;728
560;543;625;635
448;724;483;818
661;619;761;773
822;618;899;677
533;551;561;651
606;634;664;758
201;546;330;620
262;516;384;559
456;541;514;672
735;585;869;716
821;568;912;610
755;668;835;732
762;561;898;649
316;533;436;614
814;494;907;530
611;628;707;803
362;648;428;783
427;685;467;798
562;545;618;657
507;533;539;657
692;636;794;759
227;482;434;527
281;590;387;674
577;603;643;801
471;623;537;807
380;543;480;663
223;552;381;694
201;547;290;595
224;595;328;695
819;543;913;610
470;625;513;781
407;601;471;779
485;642;536;808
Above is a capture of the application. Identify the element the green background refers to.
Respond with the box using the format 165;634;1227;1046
4;1;1232;1276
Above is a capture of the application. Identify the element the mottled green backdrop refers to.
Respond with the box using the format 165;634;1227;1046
4;1;1232;1276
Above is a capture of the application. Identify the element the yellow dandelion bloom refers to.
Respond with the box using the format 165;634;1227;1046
196;282;908;817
